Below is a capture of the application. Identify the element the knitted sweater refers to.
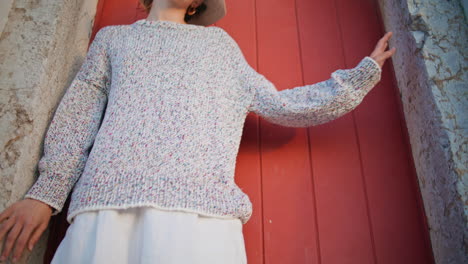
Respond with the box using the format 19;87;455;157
24;19;382;225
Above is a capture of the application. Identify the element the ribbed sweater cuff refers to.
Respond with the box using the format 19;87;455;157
24;172;72;216
332;56;382;96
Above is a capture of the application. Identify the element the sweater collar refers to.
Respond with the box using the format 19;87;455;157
133;19;207;31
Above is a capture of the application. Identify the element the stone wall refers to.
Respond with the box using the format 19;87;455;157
376;0;468;263
0;0;98;263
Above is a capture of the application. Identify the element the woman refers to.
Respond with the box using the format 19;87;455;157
0;0;395;263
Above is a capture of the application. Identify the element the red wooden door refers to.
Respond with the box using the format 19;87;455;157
45;0;435;263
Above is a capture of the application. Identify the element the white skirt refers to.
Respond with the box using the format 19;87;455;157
51;206;247;264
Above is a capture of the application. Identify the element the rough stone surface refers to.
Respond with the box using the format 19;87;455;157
377;0;468;263
0;0;98;263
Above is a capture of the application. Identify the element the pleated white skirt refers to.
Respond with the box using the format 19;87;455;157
51;206;247;264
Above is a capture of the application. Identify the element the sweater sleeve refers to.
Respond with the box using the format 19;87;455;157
23;26;112;215
223;31;382;127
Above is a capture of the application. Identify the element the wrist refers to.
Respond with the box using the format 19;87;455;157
366;56;382;71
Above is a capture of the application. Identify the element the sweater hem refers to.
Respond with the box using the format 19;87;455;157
67;203;245;225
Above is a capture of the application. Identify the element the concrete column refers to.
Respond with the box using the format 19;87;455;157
376;0;468;263
0;0;98;263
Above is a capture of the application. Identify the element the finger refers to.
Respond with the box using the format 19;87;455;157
386;31;393;39
27;222;48;251
384;33;393;49
11;221;36;261
0;216;15;246
376;32;392;51
382;31;392;42
0;207;13;224
382;32;392;43
384;47;396;58
0;221;22;261
379;32;390;42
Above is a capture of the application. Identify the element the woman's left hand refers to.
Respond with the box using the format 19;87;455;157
370;32;396;69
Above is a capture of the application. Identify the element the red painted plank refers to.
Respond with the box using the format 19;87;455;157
97;0;139;27
253;0;320;263
297;0;376;263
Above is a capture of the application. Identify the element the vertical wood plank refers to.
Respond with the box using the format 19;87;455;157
254;0;320;263
99;0;139;26
296;0;376;263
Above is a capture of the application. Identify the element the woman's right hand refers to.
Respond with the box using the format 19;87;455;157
369;31;396;69
0;198;53;263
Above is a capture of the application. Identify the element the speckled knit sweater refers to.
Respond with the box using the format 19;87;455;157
24;19;382;225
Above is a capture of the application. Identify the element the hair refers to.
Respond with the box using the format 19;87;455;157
139;0;208;23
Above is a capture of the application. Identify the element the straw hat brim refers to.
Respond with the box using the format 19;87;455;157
188;0;227;26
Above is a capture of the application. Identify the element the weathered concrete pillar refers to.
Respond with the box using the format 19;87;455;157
0;0;98;262
376;0;468;263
